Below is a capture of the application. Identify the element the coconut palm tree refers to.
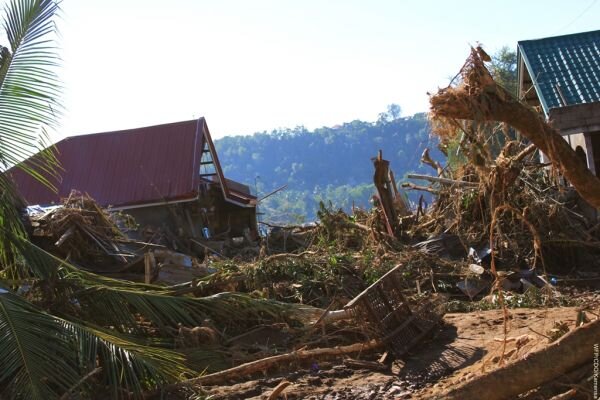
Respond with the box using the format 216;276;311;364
0;1;195;398
0;2;296;398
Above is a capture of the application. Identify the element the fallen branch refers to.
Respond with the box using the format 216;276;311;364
420;148;445;176
430;48;600;208
401;182;439;194
266;380;291;400
548;388;577;400
343;358;389;372
263;250;317;263
175;340;382;387
190;238;226;258
443;319;600;400
407;173;479;188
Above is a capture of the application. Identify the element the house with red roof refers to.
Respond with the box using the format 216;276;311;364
9;118;258;250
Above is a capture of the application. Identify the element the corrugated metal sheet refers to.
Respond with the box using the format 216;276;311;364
518;30;600;114
9;118;255;208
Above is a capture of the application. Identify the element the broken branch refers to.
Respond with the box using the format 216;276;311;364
407;173;479;188
175;340;382;387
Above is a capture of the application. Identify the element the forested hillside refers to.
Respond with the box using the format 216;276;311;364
215;110;442;223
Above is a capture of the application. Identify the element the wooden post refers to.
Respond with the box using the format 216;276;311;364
144;252;156;284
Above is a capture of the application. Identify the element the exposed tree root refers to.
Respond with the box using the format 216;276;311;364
430;48;600;208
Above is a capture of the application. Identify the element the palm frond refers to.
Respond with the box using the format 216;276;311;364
66;323;190;399
0;289;190;400
0;176;29;274
3;231;299;334
0;0;61;184
77;288;293;335
0;288;80;399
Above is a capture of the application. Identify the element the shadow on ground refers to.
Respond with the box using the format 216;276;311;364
397;323;486;388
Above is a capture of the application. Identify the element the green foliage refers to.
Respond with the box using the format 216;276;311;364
445;287;575;313
445;134;468;170
490;46;518;96
217;111;440;223
0;0;62;277
0;290;190;399
0;0;61;185
0;2;304;397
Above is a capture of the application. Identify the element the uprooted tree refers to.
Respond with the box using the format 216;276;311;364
430;47;600;209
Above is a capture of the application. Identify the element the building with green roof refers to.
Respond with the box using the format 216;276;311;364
518;29;600;175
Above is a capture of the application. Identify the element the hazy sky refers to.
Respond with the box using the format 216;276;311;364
44;0;600;140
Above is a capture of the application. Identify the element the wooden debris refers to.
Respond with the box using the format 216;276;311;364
430;47;600;208
406;173;479;187
176;340;383;387
343;358;389;372
266;380;291;400
144;252;157;284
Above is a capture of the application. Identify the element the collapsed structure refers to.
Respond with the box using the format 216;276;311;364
9;118;258;254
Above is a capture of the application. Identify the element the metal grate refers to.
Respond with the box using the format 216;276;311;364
344;264;446;356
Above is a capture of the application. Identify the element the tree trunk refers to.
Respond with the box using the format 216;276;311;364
443;319;600;400
430;50;600;208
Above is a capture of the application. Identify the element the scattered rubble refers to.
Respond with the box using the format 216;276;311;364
15;49;600;400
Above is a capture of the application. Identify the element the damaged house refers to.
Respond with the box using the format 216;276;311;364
517;29;600;175
9;118;258;254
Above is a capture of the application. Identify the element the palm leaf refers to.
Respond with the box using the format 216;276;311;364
77;288;293;335
0;288;80;399
0;0;61;183
0;289;190;400
0;0;61;278
66;324;189;399
3;230;299;334
0;176;30;274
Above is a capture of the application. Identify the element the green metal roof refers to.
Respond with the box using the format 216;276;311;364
517;29;600;115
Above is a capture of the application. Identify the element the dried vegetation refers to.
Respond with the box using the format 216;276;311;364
13;48;600;400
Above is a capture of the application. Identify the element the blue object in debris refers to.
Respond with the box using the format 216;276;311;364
202;227;211;239
310;362;319;374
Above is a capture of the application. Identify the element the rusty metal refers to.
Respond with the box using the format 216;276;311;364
344;264;446;357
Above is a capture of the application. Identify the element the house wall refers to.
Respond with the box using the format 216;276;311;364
120;186;258;251
123;203;195;247
549;102;600;177
196;184;258;239
563;132;596;175
127;201;257;237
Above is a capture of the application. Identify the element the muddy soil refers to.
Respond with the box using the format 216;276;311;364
202;302;599;399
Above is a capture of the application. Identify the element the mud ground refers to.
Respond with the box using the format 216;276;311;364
202;299;599;399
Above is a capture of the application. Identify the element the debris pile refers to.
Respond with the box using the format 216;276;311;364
28;191;137;270
14;49;600;400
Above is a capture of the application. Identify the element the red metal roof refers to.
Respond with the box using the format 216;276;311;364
9;118;256;208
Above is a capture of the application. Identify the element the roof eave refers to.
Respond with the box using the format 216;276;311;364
517;42;550;117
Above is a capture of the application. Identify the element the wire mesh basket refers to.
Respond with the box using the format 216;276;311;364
344;264;446;356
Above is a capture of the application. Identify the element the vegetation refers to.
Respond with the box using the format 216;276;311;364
216;111;441;223
215;48;517;224
0;2;299;398
489;46;518;96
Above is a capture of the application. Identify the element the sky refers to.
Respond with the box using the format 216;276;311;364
33;0;600;140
